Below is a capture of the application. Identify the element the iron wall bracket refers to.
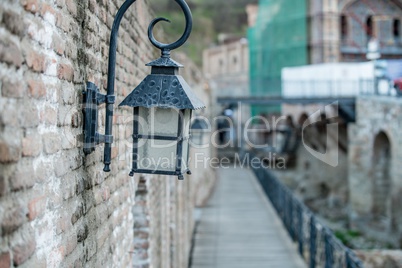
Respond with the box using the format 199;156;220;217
81;0;194;173
83;82;114;155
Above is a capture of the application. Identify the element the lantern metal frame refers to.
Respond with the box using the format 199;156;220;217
82;0;205;179
129;108;192;180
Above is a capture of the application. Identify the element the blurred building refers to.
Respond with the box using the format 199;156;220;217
311;0;402;63
248;0;402;115
202;37;249;97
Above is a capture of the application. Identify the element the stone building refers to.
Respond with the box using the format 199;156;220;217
202;38;249;98
0;0;215;267
348;96;402;247
309;0;402;63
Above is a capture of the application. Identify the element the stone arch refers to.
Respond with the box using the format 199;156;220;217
371;131;392;222
340;0;402;12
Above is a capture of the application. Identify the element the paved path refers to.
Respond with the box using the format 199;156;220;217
190;167;306;268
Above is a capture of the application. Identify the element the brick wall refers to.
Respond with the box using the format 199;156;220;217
0;0;215;267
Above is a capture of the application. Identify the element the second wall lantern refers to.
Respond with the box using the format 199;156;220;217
83;0;205;180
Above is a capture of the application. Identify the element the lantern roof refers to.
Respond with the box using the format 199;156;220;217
119;69;205;110
146;57;183;68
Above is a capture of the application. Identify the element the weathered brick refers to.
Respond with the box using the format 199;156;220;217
52;33;66;56
65;0;78;17
60;83;76;105
0;101;20;127
0;141;21;163
21;103;39;128
53;154;70;177
27;79;46;99
40;106;57;125
1;203;26;235
65;231;78;256
96;225;110;250
34;160;52;183
40;3;56;23
85;234;97;261
22;129;42;157
56;12;73;33
28;196;46;221
57;63;74;81
71;202;84;225
26;48;47;73
12;233;36;266
21;0;41;14
77;224;88;242
55;0;65;8
16;254;46;267
61;172;76;200
42;132;61;154
10;160;35;191
0;39;23;67
0;252;10;268
1;78;25;98
2;9;26;37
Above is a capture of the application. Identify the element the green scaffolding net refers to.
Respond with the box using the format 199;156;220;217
248;0;308;116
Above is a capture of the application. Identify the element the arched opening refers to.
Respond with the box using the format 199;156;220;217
340;15;348;40
366;16;373;39
372;131;391;223
393;19;400;38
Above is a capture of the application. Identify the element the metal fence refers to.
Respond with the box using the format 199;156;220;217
250;163;364;268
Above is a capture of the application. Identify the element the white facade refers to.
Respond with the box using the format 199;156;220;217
282;62;375;98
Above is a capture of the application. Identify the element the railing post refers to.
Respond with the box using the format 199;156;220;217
346;251;351;268
310;216;316;268
298;203;304;256
280;186;285;221
289;196;295;241
325;230;333;268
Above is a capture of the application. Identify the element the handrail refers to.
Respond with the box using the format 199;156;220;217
248;151;364;268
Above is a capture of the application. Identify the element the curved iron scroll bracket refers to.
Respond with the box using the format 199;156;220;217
83;0;193;172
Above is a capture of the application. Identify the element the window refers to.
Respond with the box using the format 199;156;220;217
341;15;348;39
393;19;400;38
366;16;373;38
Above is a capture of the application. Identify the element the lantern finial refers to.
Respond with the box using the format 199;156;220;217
147;0;192;55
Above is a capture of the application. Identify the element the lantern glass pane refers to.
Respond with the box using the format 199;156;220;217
182;109;191;138
137;139;178;172
138;107;178;137
181;138;189;172
180;109;192;172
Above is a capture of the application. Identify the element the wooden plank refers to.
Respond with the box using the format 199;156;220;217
190;167;306;268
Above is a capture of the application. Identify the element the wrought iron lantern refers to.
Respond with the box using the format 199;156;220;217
83;0;205;180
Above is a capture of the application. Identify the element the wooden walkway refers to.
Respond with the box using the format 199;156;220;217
190;167;306;268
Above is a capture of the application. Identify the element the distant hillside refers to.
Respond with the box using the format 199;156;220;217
149;0;258;66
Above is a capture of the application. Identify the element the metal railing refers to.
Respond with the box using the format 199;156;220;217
250;157;364;268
